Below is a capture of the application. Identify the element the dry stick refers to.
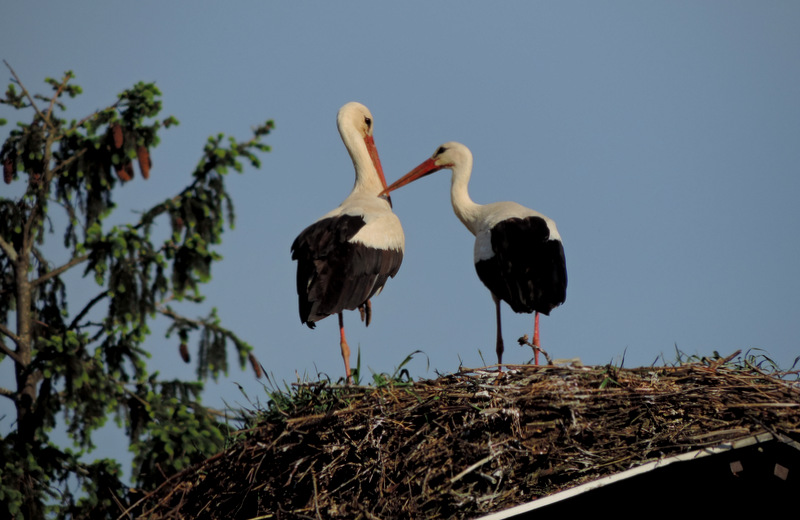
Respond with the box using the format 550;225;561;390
449;452;501;484
312;470;322;520
712;349;742;367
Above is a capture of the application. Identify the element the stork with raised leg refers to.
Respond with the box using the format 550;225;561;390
381;142;566;366
291;102;404;382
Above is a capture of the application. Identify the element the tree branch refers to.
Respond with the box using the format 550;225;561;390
158;305;243;342
0;386;16;400
0;323;20;344
31;253;89;287
45;72;71;123
158;305;205;328
32;246;48;269
68;291;109;331
0;330;24;364
48;147;87;178
3;60;49;129
0;235;18;262
134;188;196;232
44;96;119;180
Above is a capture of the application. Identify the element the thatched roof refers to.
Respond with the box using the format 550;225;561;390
129;354;800;519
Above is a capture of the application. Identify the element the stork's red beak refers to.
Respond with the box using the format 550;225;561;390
364;134;391;204
380;157;443;197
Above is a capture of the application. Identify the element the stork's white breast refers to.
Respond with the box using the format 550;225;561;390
319;193;405;251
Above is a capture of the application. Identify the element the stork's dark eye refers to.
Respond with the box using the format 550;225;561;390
436;146;447;156
364;117;372;129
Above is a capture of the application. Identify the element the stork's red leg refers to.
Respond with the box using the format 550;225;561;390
533;312;540;365
338;312;352;383
494;296;504;367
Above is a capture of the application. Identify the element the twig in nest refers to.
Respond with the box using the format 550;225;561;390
450;452;501;484
312;470;322;520
707;349;742;369
517;334;552;365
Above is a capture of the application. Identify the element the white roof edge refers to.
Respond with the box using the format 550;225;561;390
475;432;799;520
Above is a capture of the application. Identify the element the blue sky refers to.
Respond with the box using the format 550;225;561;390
2;1;800;472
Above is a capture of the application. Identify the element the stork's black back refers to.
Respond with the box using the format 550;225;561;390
291;214;403;328
474;216;567;315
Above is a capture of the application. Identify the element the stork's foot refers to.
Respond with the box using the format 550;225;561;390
358;300;372;327
341;338;353;385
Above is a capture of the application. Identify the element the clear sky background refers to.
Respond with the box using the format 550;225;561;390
2;1;800;476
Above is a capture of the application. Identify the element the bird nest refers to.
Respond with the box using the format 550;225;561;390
130;353;800;519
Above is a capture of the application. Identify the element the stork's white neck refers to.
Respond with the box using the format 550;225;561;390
339;123;383;196
449;157;482;236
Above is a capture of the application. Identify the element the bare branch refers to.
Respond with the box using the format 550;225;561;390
3;60;49;128
68;291;109;331
48;147;87;178
0;386;16;400
50;192;85;242
31;246;48;268
0;323;20;344
134;190;194;231
45;72;72;122
0;329;23;364
158;306;247;345
31;253;89;288
74;98;120;129
158;305;205;328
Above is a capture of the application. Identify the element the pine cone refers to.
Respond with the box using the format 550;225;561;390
179;343;190;363
111;123;124;149
114;162;132;182
137;145;151;179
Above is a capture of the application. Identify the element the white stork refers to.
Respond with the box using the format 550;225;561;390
291;102;404;382
381;142;566;366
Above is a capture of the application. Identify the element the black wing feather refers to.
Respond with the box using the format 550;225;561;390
291;215;403;327
475;216;567;315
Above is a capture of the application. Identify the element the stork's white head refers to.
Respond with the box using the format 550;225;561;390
428;141;473;171
336;102;389;196
337;102;375;141
381;141;474;196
